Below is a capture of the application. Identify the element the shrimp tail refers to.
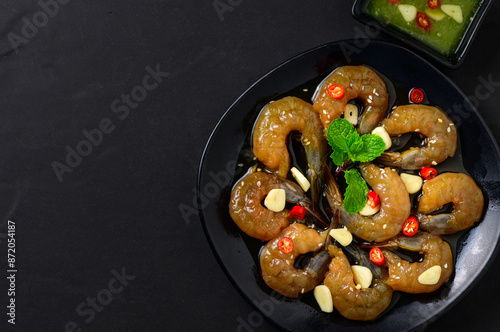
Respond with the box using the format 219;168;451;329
305;251;331;278
342;245;365;264
377;150;427;170
358;240;398;250
366;233;427;252
358;105;388;135
304;134;328;211
343;245;388;282
305;211;339;277
375;151;402;167
393;232;427;251
280;180;327;228
323;165;343;209
322;209;340;248
416;212;455;235
328;208;340;233
301;204;329;227
307;167;322;212
280;179;312;205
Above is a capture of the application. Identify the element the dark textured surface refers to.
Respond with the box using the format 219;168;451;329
1;1;500;331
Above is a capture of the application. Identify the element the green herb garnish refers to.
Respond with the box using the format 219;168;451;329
326;118;386;213
344;169;369;214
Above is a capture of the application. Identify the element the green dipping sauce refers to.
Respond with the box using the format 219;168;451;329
365;0;483;56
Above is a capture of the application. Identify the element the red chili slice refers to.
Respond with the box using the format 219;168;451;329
370;247;385;266
290;205;306;219
278;237;294;254
410;88;424;103
389;0;400;3
403;216;419;236
367;191;380;208
428;0;440;9
327;84;345;99
417;12;431;30
420;167;438;180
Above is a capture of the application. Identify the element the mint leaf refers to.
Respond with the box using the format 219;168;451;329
330;148;349;166
326;119;357;166
329;135;349;152
346;132;364;157
326;118;356;145
351;134;386;162
325;119;385;214
327;133;350;167
343;169;368;214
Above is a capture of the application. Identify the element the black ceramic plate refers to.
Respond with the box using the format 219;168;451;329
197;40;500;331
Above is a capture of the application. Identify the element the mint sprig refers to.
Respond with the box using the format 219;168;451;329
326;118;385;166
344;169;369;214
326;118;386;213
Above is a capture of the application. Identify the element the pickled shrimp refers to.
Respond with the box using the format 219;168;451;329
259;223;329;298
324;163;411;242
416;173;484;235
252;96;328;207
229;171;314;241
377;105;457;169
381;232;453;293
313;65;389;134
324;245;393;321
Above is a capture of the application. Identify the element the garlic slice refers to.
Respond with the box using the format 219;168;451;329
291;167;310;192
344;104;359;125
441;4;463;23
398;4;417;22
351;265;373;289
417;265;442;285
314;285;333;313
329;227;353;247
400;173;423;194
264;189;286;212
371;126;392;150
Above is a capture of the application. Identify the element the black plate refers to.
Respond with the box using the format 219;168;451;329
352;0;493;68
197;40;500;331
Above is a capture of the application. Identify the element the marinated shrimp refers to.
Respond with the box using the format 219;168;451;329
324;163;411;243
377;105;457;169
229;171;312;241
260;223;329;298
416;172;484;235
227;62;488;321
382;232;453;294
324;245;393;321
313;65;389;134
252;96;328;207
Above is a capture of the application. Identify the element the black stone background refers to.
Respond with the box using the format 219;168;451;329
0;0;499;331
